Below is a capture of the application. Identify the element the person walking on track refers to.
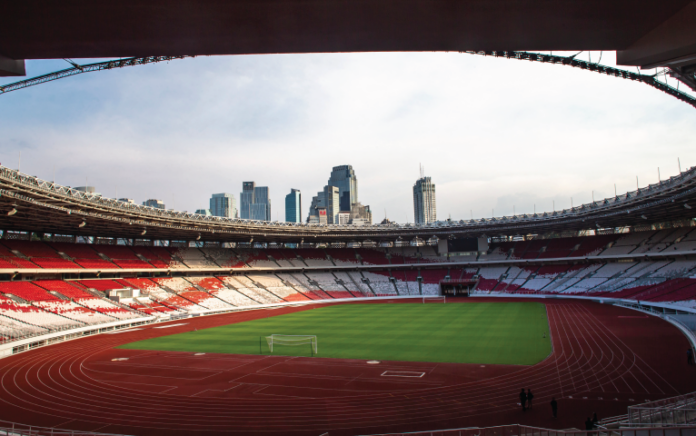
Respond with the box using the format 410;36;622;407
527;389;534;408
519;389;528;411
688;348;694;366
550;397;558;419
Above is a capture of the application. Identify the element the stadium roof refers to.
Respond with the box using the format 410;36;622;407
1;1;695;75
0;165;694;243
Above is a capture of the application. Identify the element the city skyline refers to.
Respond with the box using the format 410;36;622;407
3;53;694;224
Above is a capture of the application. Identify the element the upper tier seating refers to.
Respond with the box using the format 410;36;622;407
354;248;390;265
324;249;360;266
239;250;275;268
34;280;96;299
0;281;60;301
2;240;61;258
79;280;126;291
294;249;334;267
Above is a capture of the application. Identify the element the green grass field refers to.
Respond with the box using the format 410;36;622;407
119;302;552;365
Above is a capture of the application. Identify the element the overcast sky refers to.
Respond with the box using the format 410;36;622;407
1;52;695;223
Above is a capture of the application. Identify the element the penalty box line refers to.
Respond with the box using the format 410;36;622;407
380;370;426;378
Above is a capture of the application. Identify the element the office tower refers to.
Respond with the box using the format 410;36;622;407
253;186;271;221
209;193;236;218
307;191;325;221
413;176;436;224
195;209;212;216
285;189;302;223
143;199;165;209
240;182;255;219
323;185;340;224
327;165;358;212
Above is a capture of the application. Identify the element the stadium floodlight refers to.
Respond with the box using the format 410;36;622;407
7;208;17;216
78;220;86;228
265;334;317;355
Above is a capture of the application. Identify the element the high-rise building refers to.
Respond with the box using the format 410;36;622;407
350;202;372;225
143;199;165;209
209;193;236;218
307;191;325;222
240;182;271;221
327;165;358;212
323;185;340;224
285;189;302;223
195;209;212;216
338;211;351;225
253;186;271;221
240;182;255;219
413;177;436;224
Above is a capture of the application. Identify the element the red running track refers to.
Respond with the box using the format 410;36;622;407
0;299;694;436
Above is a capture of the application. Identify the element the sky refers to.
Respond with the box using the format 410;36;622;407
1;52;695;224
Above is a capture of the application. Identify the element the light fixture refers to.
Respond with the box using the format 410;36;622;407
78;221;87;228
196;234;201;240
641;215;648;220
685;203;692;210
141;230;147;236
7;208;17;216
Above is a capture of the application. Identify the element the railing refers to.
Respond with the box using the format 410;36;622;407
629;393;696;427
0;419;130;436
363;423;696;436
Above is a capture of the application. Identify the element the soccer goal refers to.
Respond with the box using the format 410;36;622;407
265;334;318;355
422;296;446;303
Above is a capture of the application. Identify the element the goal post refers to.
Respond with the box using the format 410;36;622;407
265;334;318;355
422;296;446;304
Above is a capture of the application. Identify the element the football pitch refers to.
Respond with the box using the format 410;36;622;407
119;302;552;365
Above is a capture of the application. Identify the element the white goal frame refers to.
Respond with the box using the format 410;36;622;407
422;296;446;303
265;334;318;355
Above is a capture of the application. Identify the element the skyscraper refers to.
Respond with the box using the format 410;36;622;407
240;182;255;219
285;189;302;223
327;165;358;212
252;186;271;221
307;191;325;222
209;193;236;218
413;177;436;224
323;185;340;224
240;182;271;221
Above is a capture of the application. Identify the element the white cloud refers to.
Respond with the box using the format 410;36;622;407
0;52;694;223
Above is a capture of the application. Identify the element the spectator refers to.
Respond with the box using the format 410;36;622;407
520;389;527;411
593;412;599;428
527;389;534;408
585;417;593;431
550;397;558;419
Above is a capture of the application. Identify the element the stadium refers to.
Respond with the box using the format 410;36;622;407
2;1;696;436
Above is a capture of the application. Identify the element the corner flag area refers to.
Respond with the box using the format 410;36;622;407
119;302;552;365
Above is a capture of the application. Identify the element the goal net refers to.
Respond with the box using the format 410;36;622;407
265;334;318;355
422;296;446;303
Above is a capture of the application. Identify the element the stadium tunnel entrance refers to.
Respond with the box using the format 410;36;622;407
440;279;477;296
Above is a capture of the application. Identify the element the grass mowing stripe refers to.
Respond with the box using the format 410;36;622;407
119;302;552;365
